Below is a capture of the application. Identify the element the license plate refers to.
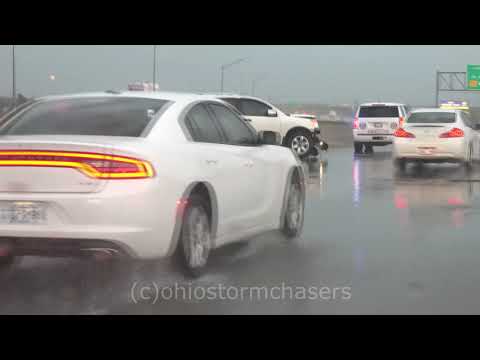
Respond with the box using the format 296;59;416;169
0;202;47;225
417;147;436;155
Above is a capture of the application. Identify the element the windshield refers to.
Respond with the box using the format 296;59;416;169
0;97;169;137
407;112;456;124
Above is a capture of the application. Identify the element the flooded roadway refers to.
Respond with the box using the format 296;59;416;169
2;146;480;314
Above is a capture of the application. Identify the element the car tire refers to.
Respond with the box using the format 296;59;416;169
354;143;363;154
174;195;212;278
286;129;314;158
0;254;19;275
465;144;474;171
365;144;374;154
394;159;406;172
282;172;305;239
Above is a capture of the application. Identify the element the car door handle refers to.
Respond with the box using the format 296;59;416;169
206;160;218;165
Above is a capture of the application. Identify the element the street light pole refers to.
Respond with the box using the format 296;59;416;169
220;58;247;93
221;66;224;94
12;45;16;109
153;45;157;91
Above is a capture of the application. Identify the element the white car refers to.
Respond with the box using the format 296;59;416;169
0;92;305;277
392;108;479;171
353;102;409;154
213;95;322;157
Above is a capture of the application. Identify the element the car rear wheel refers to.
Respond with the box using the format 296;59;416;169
175;196;212;278
287;130;313;158
0;254;20;276
465;144;474;171
282;173;305;239
394;159;407;172
354;143;363;154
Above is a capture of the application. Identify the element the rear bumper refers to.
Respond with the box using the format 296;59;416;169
353;132;394;144
393;138;467;162
0;179;185;260
0;237;136;258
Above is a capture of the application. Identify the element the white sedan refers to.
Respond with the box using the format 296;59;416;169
0;92;305;277
393;108;479;171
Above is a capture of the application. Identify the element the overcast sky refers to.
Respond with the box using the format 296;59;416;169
0;45;479;105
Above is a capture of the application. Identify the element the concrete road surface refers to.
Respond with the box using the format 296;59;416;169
2;146;480;314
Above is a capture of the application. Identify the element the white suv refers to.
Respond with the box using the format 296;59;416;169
353;102;409;154
215;95;322;158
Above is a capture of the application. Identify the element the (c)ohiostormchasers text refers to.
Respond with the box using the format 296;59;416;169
131;282;352;304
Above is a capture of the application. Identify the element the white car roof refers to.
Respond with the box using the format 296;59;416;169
410;108;459;114
35;91;218;103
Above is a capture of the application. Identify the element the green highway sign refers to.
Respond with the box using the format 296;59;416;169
467;64;480;90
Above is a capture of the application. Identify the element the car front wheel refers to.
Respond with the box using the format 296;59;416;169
287;130;313;158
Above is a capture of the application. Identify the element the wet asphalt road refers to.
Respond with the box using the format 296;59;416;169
3;145;480;315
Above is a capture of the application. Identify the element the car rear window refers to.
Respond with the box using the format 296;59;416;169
359;106;399;118
407;112;456;124
0;97;170;137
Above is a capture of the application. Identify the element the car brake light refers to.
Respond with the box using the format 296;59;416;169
353;117;359;129
399;116;404;127
0;150;154;179
393;128;415;138
439;128;464;138
311;119;319;128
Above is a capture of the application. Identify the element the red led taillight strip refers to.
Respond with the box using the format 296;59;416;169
0;150;154;179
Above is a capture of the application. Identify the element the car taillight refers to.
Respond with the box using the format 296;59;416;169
0;150;154;179
353;117;359;129
311;119;319;128
393;128;415;138
439;128;464;138
399;116;404;127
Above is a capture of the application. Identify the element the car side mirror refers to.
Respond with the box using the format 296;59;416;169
258;131;281;145
267;109;278;117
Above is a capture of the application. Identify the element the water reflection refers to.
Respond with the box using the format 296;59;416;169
352;158;360;207
303;158;328;196
392;164;480;229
